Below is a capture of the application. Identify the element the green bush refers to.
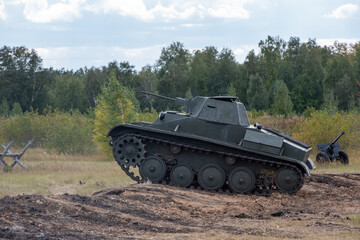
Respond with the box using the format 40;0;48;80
292;110;360;150
0;110;97;154
45;111;96;154
248;110;360;151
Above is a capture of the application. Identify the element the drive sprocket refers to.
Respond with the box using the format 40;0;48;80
113;136;145;167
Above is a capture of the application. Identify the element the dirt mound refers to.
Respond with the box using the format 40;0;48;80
1;174;360;239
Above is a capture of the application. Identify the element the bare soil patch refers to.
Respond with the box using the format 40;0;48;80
1;174;360;239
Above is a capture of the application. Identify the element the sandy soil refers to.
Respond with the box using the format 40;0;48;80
1;174;360;239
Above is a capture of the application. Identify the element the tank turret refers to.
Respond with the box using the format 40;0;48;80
107;91;315;195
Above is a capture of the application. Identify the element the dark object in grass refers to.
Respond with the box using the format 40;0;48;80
271;211;287;217
316;131;349;164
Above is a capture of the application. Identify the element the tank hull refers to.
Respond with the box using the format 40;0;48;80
108;122;312;195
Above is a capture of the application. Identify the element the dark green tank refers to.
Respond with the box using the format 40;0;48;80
107;92;315;195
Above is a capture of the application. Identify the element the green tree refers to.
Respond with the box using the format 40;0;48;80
0;46;53;112
134;65;158;110
156;42;190;110
190;46;218;96
93;71;139;155
258;36;286;87
185;87;193;99
107;61;136;88
53;72;88;112
352;42;360;107
322;89;338;114
270;80;293;116
0;98;10;117
227;82;237;96
207;48;238;96
336;74;355;111
84;67;108;108
11;102;23;116
246;74;269;110
291;74;322;114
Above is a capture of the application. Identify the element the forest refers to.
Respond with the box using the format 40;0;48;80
0;36;360;154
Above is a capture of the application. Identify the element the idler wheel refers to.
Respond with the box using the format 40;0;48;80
113;136;145;167
139;156;166;183
170;165;194;187
228;167;255;194
275;167;303;194
198;164;225;191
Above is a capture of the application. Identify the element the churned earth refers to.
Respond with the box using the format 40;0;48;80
0;174;360;239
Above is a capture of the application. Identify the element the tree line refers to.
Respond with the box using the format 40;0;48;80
1;36;359;118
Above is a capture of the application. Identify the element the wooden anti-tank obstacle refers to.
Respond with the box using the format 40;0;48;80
0;140;33;169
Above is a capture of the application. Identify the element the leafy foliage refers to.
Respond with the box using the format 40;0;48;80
93;72;140;156
246;74;269;110
270;80;293;116
11;102;23;116
292;111;360;150
0;110;96;154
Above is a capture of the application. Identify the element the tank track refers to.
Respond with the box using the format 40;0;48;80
113;133;305;196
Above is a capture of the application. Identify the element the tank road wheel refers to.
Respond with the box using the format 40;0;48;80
170;145;181;154
338;150;349;165
140;156;166;183
113;136;145;167
275;167;304;194
228;167;256;194
198;164;225;191
170;165;194;187
316;152;330;163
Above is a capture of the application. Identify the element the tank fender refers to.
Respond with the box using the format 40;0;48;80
296;161;311;176
305;158;316;170
106;124;124;138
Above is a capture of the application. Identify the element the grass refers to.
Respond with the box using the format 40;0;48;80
345;214;360;227
310;150;360;174
0;148;359;197
0;148;133;197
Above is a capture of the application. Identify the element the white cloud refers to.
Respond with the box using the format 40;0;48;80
86;0;251;22
233;44;259;63
180;23;203;28
207;0;250;19
324;3;359;19
87;0;154;21
15;0;253;23
23;0;85;23
0;0;6;20
35;45;165;70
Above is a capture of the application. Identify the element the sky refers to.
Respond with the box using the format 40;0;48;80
0;0;359;71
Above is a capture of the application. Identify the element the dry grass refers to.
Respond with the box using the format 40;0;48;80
310;150;360;174
0;148;133;197
1;148;359;197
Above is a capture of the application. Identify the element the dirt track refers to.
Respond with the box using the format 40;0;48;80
1;174;360;239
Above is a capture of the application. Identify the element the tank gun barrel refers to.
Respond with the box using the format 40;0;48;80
330;131;345;145
141;91;190;111
141;91;176;101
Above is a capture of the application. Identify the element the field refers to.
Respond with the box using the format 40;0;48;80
0;149;360;239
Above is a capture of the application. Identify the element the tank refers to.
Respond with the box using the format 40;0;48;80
107;92;316;195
